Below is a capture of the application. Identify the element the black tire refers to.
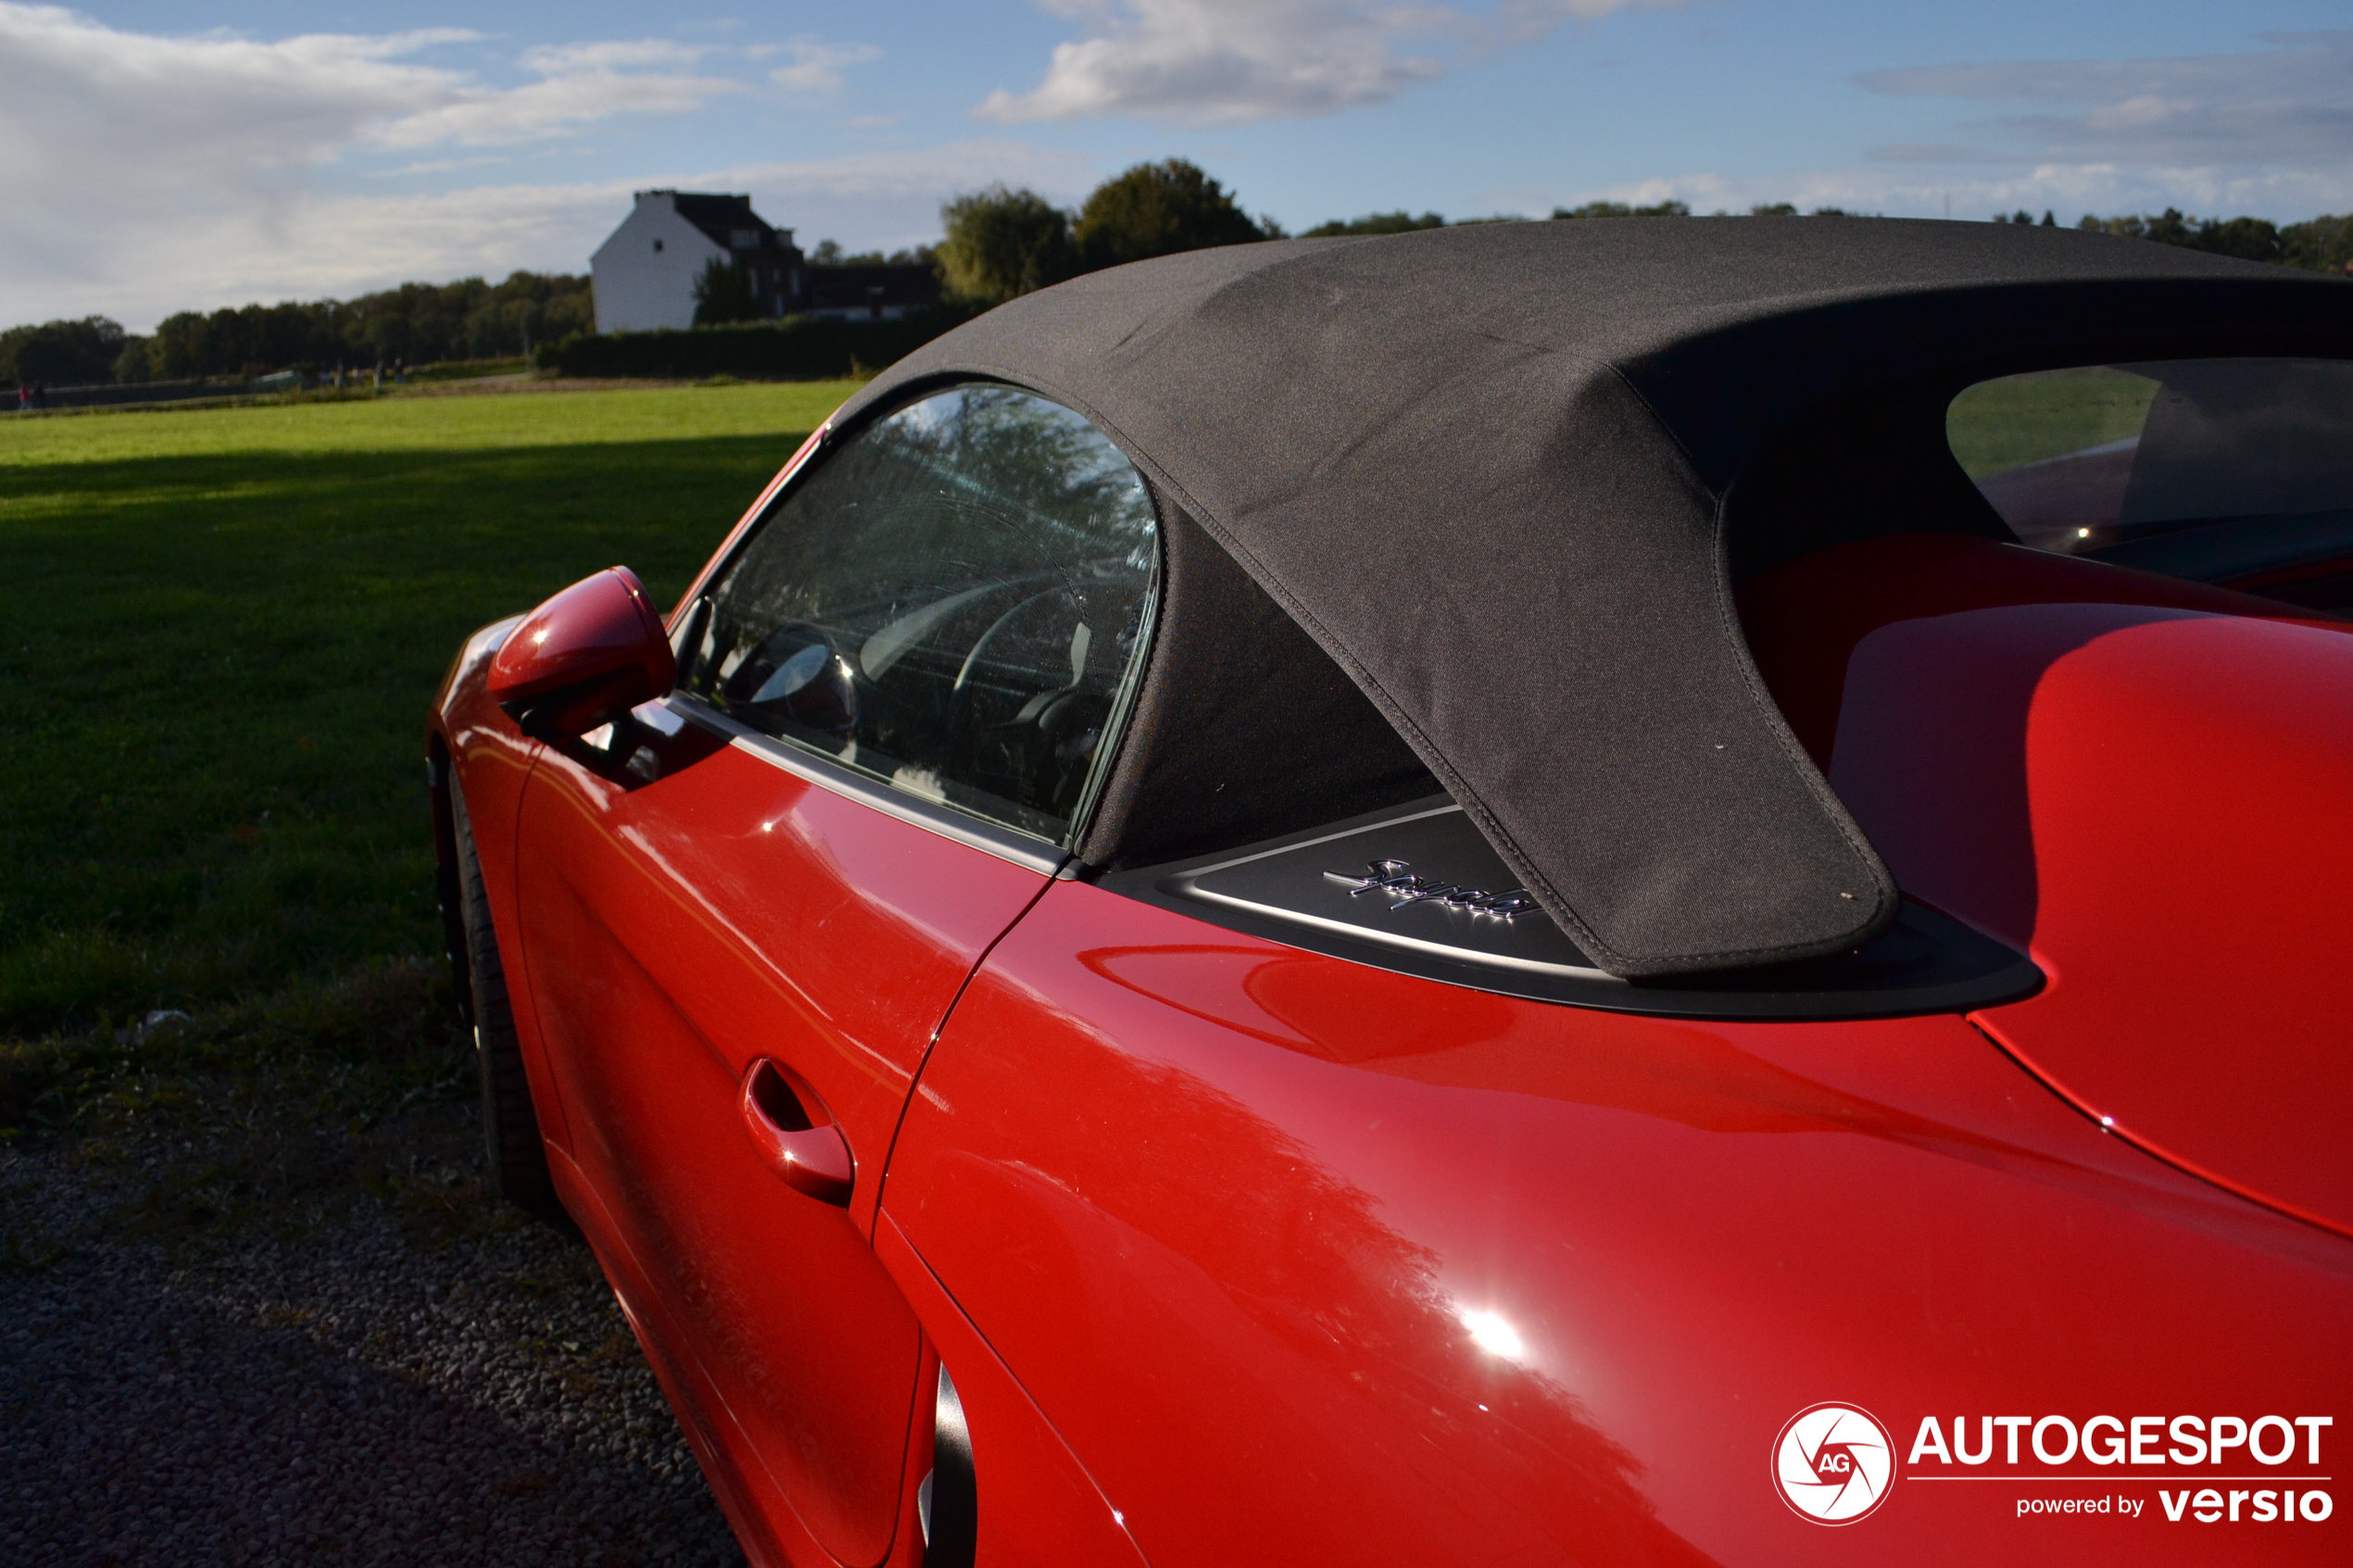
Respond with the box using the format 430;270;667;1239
450;782;561;1220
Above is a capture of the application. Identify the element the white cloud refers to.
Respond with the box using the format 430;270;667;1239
377;35;742;150
371;157;510;179
520;40;709;74
977;0;1666;126
379;56;743;149
1855;32;2353;169
0;5;750;327
766;39;885;94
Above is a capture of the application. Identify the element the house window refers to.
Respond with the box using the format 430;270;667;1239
731;230;759;249
653;238;665;253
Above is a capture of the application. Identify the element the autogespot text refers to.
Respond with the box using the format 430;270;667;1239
1908;1414;2334;1526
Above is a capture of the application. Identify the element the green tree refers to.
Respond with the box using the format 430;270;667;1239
148;312;202;379
112;335;154;383
2283;215;2353;274
2073;208;2288;264
2189;216;2285;263
937;185;1078;306
0;316;127;386
1303;210;1446;237
2075;207;2198;244
1554;200;1692;220
94;272;591;381
839;245;936;267
1073;159;1275;270
691;258;761;326
1748;202;1799;218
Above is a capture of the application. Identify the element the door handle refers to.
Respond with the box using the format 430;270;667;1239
739;1058;854;1206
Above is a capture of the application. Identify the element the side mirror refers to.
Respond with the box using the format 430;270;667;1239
488;566;677;740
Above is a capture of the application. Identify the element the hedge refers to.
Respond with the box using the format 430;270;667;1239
535;308;973;381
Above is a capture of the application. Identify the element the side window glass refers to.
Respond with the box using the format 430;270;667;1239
1949;358;2353;612
678;383;1159;844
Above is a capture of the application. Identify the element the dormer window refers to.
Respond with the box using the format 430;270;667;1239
731;230;760;249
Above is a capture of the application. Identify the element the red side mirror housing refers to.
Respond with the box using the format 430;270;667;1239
487;566;677;740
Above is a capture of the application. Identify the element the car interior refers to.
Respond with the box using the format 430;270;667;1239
672;383;1160;844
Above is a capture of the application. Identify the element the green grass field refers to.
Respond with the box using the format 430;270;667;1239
0;383;857;1041
1945;367;2158;477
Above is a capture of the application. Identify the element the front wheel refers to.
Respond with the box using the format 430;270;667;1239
450;780;561;1219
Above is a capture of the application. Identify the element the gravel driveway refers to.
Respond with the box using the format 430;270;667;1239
0;1098;747;1568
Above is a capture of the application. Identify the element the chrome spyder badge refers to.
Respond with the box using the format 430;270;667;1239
1327;859;1542;919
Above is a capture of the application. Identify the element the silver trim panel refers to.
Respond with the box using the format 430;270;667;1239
1159;803;1625;984
666;694;1070;877
1118;797;2044;1020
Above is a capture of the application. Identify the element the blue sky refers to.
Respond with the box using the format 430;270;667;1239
5;1;2348;329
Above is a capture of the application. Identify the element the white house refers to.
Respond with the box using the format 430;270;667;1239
590;191;806;333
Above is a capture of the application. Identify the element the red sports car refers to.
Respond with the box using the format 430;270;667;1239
429;220;2352;1566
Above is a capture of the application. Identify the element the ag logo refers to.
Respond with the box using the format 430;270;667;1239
1772;1403;1895;1524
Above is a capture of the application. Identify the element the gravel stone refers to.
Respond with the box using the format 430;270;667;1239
0;1109;749;1568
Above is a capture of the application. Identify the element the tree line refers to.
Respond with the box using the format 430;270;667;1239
935;163;2353;306
1993;207;2353;271
1;271;593;389
8;159;2349;388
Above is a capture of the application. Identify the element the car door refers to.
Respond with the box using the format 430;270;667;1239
512;382;1160;1566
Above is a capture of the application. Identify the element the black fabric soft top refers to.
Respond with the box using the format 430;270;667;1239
832;219;2353;977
